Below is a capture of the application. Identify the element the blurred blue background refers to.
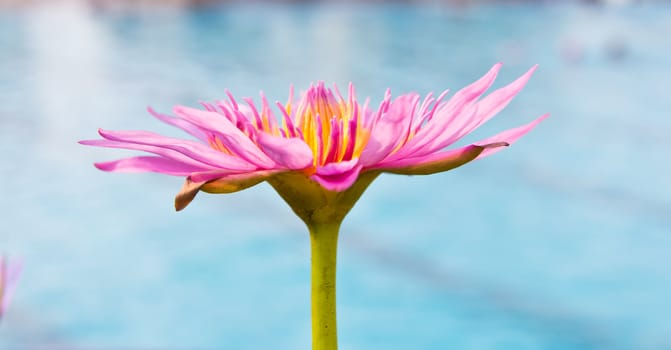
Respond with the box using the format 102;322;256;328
1;1;670;349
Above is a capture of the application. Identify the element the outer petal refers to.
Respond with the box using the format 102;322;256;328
147;107;208;142
200;170;278;193
373;143;507;175
422;64;539;153
373;113;548;175
80;139;219;170
175;179;206;211
474;65;538;132
388;63;503;161
175;170;279;211
256;132;313;170
173;106;275;168
311;158;363;192
404;104;479;159
475;113;549;159
360;94;420;166
188;168;269;183
97;129;255;171
94;156;211;176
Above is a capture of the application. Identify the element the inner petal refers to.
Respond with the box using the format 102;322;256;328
292;82;370;167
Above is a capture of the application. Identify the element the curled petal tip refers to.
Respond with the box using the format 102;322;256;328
97;128;116;140
93;162;111;171
174;179;205;211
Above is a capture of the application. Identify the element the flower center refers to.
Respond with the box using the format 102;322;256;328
207;83;371;169
291;82;369;167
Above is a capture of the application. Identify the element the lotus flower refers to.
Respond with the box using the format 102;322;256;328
82;63;547;350
0;257;21;319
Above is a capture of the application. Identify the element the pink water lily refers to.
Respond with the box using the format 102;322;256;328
82;64;547;350
0;257;21;318
81;63;547;211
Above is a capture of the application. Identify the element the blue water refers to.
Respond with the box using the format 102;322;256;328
1;2;670;349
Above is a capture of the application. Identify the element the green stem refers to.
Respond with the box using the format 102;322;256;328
309;221;340;350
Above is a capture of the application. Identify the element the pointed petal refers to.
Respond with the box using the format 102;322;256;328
97;129;255;171
406;103;479;158
173;106;275;168
446;63;503;109
475;113;549;159
94;156;210;176
390;63;503;160
80;139;219;170
361;93;420;166
419;65;539;153
147;107;208;142
256;132;313;170
475;65;537;130
311;158;363;191
434;65;537;152
377;113;548;175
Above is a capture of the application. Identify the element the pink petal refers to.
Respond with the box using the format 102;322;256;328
476;64;537;120
94;156;211;176
80;139;219;170
403;103;480;158
390;63;503;161
311;158;363;191
372;114;547;175
431;64;539;150
360;93;420;166
370;114;549;175
173;106;275;168
446;63;503;107
97;129;255;171
256;132;313;170
147;107;208;142
475;113;549;159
